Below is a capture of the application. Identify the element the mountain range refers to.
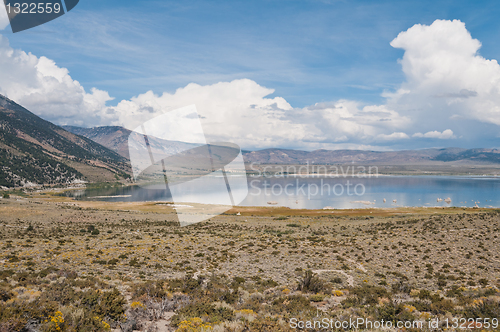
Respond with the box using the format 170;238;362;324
3;91;500;189
0;95;130;188
64;125;500;165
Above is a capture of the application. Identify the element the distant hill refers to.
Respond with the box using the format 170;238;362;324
63;125;132;159
63;125;202;160
243;147;500;164
64;125;500;166
0;95;131;187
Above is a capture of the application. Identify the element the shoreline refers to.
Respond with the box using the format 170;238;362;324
6;193;496;218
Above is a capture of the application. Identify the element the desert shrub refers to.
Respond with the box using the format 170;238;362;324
0;270;15;280
463;298;500;318
309;294;324;302
0;318;25;332
331;277;342;284
238;297;262;312
171;303;234;327
430;299;455;314
351;285;390;305
446;285;463;298
249;316;294;331
375;302;416;323
97;289;126;320
0;298;58;330
391;280;411;294
131;280;167;300
257;278;278;288
38;267;59;279
176;317;213;332
270;295;315;317
233;277;245;284
417;289;431;300
297;270;326;294
478;278;489;287
0;288;13;302
408;300;432;312
80;288;126;318
41;281;79;306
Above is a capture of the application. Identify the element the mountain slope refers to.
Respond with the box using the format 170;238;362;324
0;95;131;187
63;125;500;166
243;147;500;164
63;125;132;159
64;125;203;160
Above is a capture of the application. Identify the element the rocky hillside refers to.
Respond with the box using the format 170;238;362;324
243;147;500;164
63;125;500;166
0;95;130;187
63;125;132;159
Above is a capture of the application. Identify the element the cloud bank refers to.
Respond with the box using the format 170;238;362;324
0;19;499;150
0;5;8;31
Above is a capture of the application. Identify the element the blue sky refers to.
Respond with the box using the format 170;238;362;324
1;0;500;150
5;0;500;107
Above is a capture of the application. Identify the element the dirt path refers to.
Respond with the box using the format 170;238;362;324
346;258;367;272
312;269;355;287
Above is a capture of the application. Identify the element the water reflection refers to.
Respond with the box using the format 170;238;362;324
63;175;500;209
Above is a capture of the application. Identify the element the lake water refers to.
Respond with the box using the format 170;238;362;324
66;175;500;209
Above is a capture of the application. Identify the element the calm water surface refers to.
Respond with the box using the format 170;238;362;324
66;175;500;209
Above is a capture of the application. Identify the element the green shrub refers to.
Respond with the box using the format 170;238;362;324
171;303;234;327
309;294;324;302
351;285;390;305
271;295;315;316
297;270;326;294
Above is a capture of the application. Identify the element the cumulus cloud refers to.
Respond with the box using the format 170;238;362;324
0;30;411;149
1;18;500;150
387;19;500;128
413;129;456;139
0;35;113;127
110;79;307;149
109;83;411;149
376;132;410;141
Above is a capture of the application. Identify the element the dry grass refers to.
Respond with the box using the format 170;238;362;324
1;195;500;331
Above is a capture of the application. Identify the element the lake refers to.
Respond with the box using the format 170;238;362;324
65;175;500;209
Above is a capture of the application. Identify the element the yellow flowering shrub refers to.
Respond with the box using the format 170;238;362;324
420;312;432;320
235;309;256;321
403;304;416;313
130;301;146;309
46;311;64;332
332;290;344;296
176;317;213;331
93;316;111;331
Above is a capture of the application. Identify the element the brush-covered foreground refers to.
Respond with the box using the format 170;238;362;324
0;195;500;331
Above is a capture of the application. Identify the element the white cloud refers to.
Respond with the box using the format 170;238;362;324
376;132;410;141
110;79;307;149
0;5;8;31
0;30;407;149
0;35;113;126
388;19;500;127
1;18;500;150
413;129;456;139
